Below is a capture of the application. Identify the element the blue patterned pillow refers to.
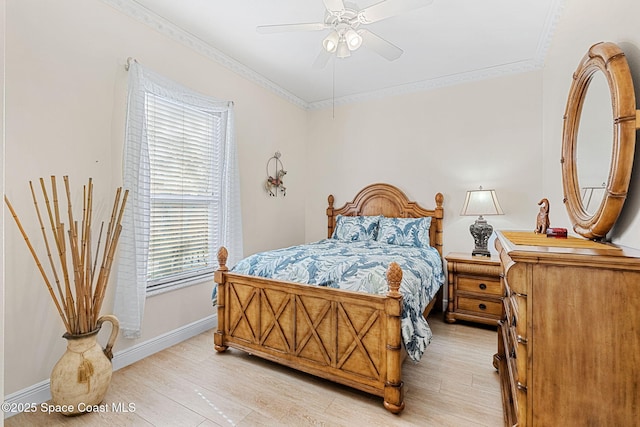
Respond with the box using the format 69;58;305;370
377;217;432;247
332;215;381;241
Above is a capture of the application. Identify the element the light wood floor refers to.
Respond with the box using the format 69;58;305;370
6;314;503;426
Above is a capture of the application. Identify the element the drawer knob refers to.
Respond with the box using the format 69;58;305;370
479;283;487;290
479;303;487;310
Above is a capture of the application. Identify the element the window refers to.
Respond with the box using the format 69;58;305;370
114;62;243;338
146;93;222;291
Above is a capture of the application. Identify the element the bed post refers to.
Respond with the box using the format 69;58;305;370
432;192;445;312
214;246;229;352
384;262;405;414
433;192;444;257
327;194;335;238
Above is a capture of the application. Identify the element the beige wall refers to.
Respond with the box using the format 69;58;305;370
305;71;544;255
542;0;640;248
4;0;307;394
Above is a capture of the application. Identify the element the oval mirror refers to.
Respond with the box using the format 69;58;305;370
575;72;612;215
561;42;639;239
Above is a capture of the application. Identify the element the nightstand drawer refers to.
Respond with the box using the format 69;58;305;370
458;296;502;317
458;276;501;296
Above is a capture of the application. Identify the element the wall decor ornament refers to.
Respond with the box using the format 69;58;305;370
5;176;128;415
265;151;287;197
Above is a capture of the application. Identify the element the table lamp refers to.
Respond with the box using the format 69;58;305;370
461;187;504;257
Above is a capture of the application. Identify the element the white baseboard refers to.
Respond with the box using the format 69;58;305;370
2;380;51;419
3;315;217;419
111;314;216;371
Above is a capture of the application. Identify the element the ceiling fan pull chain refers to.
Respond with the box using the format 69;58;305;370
332;58;336;119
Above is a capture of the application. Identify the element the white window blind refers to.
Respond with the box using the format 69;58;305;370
145;93;222;289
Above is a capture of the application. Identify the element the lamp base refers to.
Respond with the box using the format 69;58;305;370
470;216;493;257
472;248;491;257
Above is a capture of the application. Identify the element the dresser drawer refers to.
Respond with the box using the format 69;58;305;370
458;276;502;296
497;321;519;427
512;293;526;337
457;296;502;317
507;293;518;327
502;298;511;328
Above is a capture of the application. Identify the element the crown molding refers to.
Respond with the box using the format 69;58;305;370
100;0;309;109
535;0;566;66
102;0;564;111
307;59;542;110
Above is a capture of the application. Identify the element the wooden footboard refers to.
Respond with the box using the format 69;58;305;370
214;247;407;413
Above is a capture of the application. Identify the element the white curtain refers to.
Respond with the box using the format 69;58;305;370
114;61;243;338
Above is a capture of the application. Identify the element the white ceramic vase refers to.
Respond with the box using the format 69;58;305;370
49;315;119;416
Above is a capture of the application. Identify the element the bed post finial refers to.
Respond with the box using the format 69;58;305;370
217;246;228;271
386;262;402;298
435;192;444;210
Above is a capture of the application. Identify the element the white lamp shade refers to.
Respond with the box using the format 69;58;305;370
461;189;504;216
345;29;362;51
336;39;351;58
323;31;339;53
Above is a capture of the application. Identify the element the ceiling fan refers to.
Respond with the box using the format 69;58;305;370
257;0;434;68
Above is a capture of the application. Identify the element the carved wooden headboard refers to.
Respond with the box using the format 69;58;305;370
326;183;444;257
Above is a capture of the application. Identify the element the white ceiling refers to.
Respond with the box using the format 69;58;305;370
107;0;564;109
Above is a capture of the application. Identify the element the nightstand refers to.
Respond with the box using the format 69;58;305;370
444;252;502;325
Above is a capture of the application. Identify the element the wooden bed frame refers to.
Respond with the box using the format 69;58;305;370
214;183;444;413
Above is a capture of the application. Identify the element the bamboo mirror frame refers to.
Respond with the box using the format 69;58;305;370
562;42;640;239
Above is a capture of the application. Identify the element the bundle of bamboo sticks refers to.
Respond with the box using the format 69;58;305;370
5;176;128;335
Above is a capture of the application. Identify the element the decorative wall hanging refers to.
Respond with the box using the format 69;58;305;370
265;151;287;197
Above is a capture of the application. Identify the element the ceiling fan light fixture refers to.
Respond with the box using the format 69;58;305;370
257;0;432;66
345;28;362;51
336;38;351;58
322;30;339;53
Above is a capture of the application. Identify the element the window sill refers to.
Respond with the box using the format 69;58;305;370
146;273;214;297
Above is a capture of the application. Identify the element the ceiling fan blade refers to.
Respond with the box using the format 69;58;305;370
256;22;327;34
323;0;346;13
358;0;434;24
312;49;333;69
360;29;403;61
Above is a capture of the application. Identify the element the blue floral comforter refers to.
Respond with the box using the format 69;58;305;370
230;239;444;362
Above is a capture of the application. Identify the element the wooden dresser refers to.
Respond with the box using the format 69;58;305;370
494;230;640;426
